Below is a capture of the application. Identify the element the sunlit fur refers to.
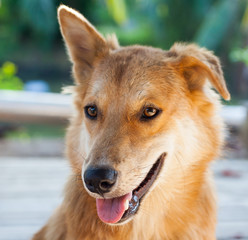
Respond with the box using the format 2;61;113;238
33;5;230;240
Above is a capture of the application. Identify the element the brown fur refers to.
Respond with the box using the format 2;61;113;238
33;5;230;240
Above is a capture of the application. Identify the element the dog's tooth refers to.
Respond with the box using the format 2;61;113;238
124;199;129;211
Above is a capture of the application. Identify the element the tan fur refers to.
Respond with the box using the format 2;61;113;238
33;5;230;240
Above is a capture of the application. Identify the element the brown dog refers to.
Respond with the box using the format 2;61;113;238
33;5;230;240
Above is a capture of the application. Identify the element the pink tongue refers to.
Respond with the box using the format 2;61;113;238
96;192;132;224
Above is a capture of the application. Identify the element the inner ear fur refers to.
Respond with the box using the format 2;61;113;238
57;5;119;84
169;43;230;101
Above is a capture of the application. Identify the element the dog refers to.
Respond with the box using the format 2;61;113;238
33;5;230;240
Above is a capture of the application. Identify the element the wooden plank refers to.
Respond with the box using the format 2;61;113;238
0;226;42;240
0;90;247;127
0;158;68;240
216;222;248;239
0;139;65;157
0;90;72;124
221;105;247;128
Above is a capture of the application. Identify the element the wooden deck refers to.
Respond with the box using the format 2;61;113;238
0;157;248;240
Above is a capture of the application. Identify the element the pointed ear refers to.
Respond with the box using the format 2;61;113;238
169;43;230;101
57;5;109;83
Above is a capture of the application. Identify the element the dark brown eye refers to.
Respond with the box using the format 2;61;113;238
85;105;97;119
141;107;160;120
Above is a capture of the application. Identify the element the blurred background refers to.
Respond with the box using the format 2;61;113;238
0;0;248;239
0;0;248;152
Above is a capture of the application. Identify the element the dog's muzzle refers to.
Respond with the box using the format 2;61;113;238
83;153;166;225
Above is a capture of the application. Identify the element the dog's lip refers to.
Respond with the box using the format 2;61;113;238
117;152;166;224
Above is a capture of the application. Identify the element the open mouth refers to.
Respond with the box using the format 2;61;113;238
96;152;166;224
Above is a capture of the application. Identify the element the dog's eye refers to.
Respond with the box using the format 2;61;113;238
85;105;97;119
141;107;160;120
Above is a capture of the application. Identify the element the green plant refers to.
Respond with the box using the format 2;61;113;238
230;47;248;66
0;62;23;90
194;0;240;50
106;0;127;25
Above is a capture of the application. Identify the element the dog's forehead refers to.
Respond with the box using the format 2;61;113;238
102;46;166;80
89;46;170;99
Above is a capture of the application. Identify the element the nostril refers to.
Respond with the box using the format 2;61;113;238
99;180;114;191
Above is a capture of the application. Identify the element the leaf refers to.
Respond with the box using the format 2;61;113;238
241;3;248;32
0;62;23;90
106;0;127;25
230;47;248;66
2;62;17;76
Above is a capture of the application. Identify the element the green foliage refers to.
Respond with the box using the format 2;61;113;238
0;0;247;97
18;0;56;39
195;0;240;50
0;0;246;51
230;47;248;66
6;124;65;139
0;0;21;56
241;3;248;33
0;0;57;56
0;62;23;90
106;0;127;25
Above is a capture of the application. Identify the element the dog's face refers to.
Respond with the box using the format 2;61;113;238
58;6;230;225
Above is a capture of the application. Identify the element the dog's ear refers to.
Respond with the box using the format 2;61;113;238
169;43;230;101
58;5;114;84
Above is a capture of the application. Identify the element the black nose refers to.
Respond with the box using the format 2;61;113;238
84;167;118;194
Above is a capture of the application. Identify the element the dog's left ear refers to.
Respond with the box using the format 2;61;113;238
58;5;118;84
169;43;230;101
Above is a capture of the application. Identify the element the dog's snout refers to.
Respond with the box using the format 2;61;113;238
84;167;118;194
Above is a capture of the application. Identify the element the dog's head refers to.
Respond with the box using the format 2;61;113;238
58;5;230;225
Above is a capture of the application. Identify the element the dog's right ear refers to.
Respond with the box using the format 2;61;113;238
58;5;109;84
168;43;230;101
